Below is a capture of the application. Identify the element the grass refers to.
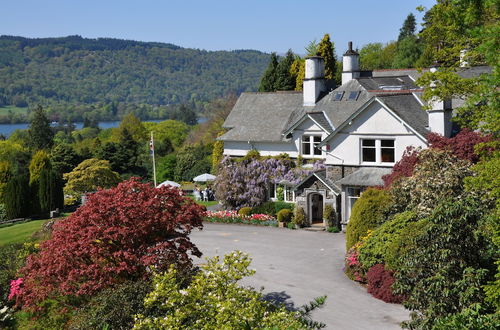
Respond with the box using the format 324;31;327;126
0;219;47;246
196;200;218;207
0;105;28;116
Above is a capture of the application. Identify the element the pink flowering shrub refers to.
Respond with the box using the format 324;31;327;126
8;278;23;301
344;231;373;283
205;210;276;226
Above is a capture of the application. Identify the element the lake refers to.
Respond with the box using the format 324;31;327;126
0;118;208;138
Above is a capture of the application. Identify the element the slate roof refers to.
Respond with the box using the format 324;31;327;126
307;112;334;133
357;76;417;91
294;170;341;194
335;167;392;187
220;92;303;142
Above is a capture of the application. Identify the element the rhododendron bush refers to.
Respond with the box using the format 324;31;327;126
15;178;204;309
215;156;324;209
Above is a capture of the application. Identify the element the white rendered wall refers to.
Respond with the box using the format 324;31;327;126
303;79;325;106
341;55;360;85
323;102;428;166
291;118;329;159
223;141;298;158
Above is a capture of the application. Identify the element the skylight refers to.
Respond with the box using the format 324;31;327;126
333;91;344;101
347;91;360;101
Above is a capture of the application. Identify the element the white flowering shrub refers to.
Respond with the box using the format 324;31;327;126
0;304;14;328
390;149;473;217
134;251;326;329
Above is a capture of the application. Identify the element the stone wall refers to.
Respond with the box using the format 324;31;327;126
326;165;361;182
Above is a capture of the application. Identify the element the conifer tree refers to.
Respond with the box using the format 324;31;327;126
290;58;305;91
4;175;30;219
258;53;279;92
317;34;338;82
28;105;54;151
274;49;296;91
398;13;417;41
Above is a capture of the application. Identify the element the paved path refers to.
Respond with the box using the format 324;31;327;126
190;223;409;329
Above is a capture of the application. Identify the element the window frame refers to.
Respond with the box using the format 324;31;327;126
360;138;395;164
301;134;323;157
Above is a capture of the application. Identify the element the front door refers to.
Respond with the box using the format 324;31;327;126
310;193;323;224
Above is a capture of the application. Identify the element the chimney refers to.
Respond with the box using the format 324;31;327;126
342;41;360;85
303;56;326;106
427;66;453;137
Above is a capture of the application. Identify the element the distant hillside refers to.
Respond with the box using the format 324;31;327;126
0;35;269;121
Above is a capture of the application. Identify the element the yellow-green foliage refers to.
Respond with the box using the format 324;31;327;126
238;207;252;217
112;113;148;142
290;58;304;91
211;133;225;174
358;211;417;272
134;251;314;329
63;158;120;204
323;203;336;226
293;206;306;227
144;120;189;148
29;150;51;185
317;33;337;81
345;188;393;250
242;149;261;161
277;209;292;223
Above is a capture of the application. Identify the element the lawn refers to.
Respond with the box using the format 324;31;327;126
0;220;46;246
0;105;28;116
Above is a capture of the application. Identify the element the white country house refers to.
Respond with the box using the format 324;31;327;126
219;42;489;229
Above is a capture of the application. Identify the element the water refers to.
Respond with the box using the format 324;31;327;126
0;119;166;138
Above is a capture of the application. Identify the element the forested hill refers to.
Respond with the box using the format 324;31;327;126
0;35;269;111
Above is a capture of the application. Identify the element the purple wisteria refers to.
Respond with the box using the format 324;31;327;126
214;156;324;209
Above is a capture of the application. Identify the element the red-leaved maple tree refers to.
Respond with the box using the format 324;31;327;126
16;178;204;309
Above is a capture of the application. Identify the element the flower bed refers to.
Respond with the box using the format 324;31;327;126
204;210;277;227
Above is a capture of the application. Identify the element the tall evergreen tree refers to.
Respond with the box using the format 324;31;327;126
4;175;30;219
28;105;54;151
317;34;338;82
258;53;279;92
393;36;422;68
274;49;296;91
398;13;417;41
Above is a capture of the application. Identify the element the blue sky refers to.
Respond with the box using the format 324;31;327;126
1;0;436;55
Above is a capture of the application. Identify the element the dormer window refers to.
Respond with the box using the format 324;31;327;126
347;91;360;101
301;135;322;156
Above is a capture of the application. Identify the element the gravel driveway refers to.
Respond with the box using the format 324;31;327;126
190;223;409;329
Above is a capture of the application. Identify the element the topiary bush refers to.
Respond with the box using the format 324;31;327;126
293;206;306;227
277;209;292;223
345;188;392;250
366;264;405;304
238;207;252;217
323;204;336;227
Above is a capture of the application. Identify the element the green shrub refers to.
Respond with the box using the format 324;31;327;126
238;207;252;217
287;222;295;229
293;206;306;227
276;185;284;201
345;188;392;250
277;209;292;223
327;226;340;233
358;211;417;272
251;201;276;216
323;204;336;227
0;244;23;303
69;280;152;330
273;201;294;214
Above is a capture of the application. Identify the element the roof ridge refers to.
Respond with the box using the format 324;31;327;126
373;68;425;72
371;89;423;95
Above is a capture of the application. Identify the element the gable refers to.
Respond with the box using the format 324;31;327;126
341;101;416;135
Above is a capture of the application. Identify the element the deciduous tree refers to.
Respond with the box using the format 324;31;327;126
16;178;205;309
